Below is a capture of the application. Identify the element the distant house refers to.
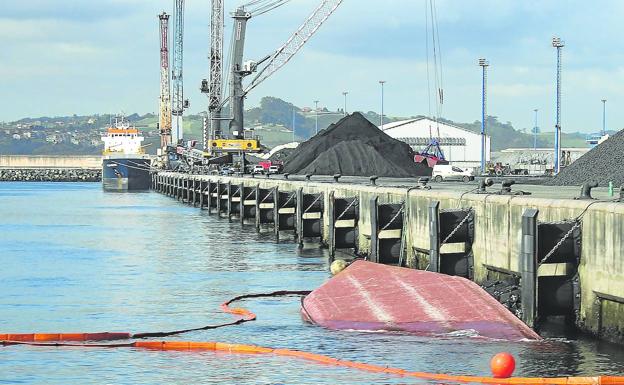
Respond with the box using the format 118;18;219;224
22;131;32;138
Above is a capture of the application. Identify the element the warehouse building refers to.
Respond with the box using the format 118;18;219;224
381;117;491;167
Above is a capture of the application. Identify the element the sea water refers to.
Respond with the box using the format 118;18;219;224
1;182;623;384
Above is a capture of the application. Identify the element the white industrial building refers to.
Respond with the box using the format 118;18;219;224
381;117;491;167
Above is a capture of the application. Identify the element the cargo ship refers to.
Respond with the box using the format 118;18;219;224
101;116;151;191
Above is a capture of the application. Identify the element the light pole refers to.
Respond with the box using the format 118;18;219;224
601;99;607;136
379;80;386;127
478;58;489;174
314;100;320;135
292;108;296;142
342;91;348;116
533;109;539;150
552;36;564;174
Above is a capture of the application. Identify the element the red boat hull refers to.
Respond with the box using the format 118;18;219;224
302;260;541;341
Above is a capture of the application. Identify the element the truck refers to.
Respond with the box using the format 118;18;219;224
258;160;283;172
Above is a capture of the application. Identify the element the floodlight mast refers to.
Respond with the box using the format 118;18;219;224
478;58;489;174
552;36;564;174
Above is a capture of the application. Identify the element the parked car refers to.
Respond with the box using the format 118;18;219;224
219;167;234;176
252;165;265;174
268;165;280;174
432;164;475;183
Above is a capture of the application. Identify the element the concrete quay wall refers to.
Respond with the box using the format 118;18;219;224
156;172;624;342
0;155;101;169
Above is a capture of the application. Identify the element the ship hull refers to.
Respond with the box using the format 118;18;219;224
102;158;151;191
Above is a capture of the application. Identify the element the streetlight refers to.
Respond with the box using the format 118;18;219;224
292;107;296;142
379;80;386;128
532;109;539;150
552;36;564;174
601;99;607;136
342;91;348;116
478;58;489;174
314;100;320;135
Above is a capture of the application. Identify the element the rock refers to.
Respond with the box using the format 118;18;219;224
0;168;101;182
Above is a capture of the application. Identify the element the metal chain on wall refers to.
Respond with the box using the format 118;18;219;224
441;209;473;245
380;204;404;231
336;199;358;221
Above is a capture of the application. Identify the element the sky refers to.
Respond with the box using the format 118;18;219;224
2;0;623;134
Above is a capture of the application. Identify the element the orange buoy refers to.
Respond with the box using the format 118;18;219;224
490;352;516;378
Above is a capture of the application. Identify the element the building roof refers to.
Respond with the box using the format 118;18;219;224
381;117;490;138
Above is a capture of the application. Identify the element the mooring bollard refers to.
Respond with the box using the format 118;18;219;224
577;181;598;200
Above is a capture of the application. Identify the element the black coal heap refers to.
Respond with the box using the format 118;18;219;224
282;112;431;178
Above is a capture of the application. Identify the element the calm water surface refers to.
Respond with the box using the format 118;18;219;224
1;182;623;384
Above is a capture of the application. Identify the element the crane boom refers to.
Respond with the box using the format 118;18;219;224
228;7;252;137
171;0;185;144
245;0;343;94
220;0;343;139
158;12;172;148
201;0;224;152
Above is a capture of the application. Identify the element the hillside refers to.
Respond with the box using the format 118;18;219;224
1;97;592;155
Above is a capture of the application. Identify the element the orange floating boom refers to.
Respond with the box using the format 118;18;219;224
2;339;622;385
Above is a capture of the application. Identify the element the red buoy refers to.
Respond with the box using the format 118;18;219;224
490;352;515;378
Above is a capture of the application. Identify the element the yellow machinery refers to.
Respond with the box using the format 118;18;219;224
209;139;260;153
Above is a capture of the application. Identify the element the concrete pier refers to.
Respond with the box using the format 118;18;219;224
153;172;624;343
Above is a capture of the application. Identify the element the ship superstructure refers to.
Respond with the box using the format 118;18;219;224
101;117;151;191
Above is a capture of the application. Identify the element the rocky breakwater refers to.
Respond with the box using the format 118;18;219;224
0;168;101;182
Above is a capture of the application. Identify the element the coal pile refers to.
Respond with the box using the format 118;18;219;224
282;112;431;177
547;129;624;187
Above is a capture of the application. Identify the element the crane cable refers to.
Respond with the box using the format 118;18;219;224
425;0;444;137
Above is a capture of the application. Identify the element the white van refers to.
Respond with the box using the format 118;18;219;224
432;164;475;183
